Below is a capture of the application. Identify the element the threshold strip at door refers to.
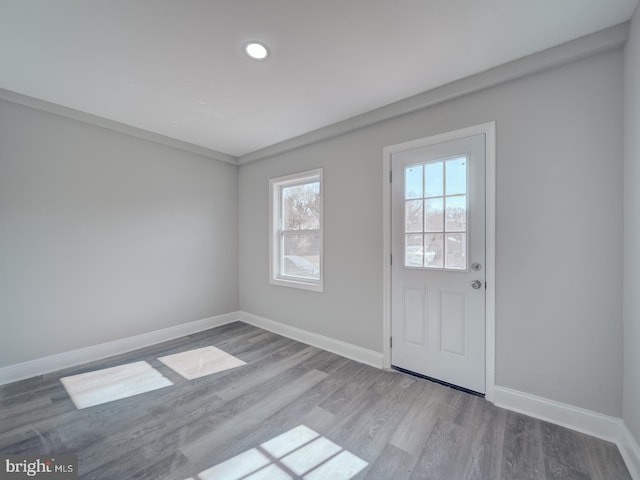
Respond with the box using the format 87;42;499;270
391;365;484;398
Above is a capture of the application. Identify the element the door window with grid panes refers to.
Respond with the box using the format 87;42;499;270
404;157;468;270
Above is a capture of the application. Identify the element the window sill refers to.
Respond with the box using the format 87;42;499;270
270;277;323;293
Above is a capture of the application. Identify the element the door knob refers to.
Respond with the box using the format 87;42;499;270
471;280;482;289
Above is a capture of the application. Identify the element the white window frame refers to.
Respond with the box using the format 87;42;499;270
269;168;324;292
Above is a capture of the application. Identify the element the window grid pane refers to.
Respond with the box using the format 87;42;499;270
405;165;423;199
405;234;424;267
425;197;444;233
425;233;444;268
282;182;320;230
405;199;423;233
445;195;466;233
425;161;444;198
281;232;320;280
445;233;467;269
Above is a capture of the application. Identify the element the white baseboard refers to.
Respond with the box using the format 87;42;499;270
238;311;384;369
619;423;640;480
0;312;240;385
494;386;640;480
493;385;621;442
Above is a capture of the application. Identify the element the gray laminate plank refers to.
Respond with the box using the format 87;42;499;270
0;400;77;443
0;379;64;407
214;345;319;401
501;411;547;480
389;380;453;457
84;446;192;480
300;405;337;433
332;372;417;462
364;443;418;480
0;375;47;397
580;433;632;480
409;418;466;479
464;400;507;480
318;363;386;415
540;421;591;480
213;328;290;359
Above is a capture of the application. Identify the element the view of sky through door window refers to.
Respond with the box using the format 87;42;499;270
404;157;468;270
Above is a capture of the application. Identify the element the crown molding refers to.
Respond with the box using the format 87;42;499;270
238;21;630;165
0;88;238;165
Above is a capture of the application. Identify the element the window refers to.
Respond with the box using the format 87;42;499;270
404;156;468;270
270;169;323;292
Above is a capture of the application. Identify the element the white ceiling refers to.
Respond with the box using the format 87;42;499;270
0;0;637;158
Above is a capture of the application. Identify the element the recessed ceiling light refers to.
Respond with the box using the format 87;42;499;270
244;41;270;61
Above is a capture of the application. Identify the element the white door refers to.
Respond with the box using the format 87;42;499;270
391;133;486;393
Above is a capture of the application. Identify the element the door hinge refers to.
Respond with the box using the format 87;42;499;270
389;171;392;183
389;337;393;348
485;281;487;289
390;254;392;265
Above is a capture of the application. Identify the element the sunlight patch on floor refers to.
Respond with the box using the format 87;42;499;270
197;425;368;480
158;345;246;380
60;361;173;409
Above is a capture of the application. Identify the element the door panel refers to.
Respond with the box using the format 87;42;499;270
439;292;467;357
403;287;426;346
391;133;485;393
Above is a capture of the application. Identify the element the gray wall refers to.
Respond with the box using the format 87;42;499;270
0;99;239;366
239;49;624;416
624;5;640;444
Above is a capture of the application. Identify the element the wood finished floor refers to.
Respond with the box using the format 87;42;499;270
0;322;632;480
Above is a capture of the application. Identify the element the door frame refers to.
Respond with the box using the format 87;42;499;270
382;121;496;402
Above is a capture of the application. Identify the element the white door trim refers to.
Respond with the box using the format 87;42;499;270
382;121;496;402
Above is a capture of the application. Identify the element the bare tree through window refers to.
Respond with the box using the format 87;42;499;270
281;181;321;279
